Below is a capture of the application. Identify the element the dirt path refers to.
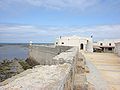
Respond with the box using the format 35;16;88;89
84;53;120;90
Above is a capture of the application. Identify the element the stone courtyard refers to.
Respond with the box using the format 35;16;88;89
83;52;120;90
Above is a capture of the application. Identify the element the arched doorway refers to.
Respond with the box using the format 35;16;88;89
80;43;84;50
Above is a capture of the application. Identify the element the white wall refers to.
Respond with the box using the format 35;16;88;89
55;36;93;52
96;39;120;47
87;38;93;52
115;43;120;56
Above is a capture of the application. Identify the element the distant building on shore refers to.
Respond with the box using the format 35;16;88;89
93;39;120;53
55;35;93;52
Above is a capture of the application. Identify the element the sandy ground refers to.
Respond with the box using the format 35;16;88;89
83;52;120;90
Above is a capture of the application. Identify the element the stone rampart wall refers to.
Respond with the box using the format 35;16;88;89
52;47;79;90
0;64;73;90
28;45;72;65
0;46;79;90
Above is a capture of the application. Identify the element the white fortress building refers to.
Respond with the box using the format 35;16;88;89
55;35;93;52
93;39;120;53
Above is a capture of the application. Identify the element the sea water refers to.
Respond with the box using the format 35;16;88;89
0;44;28;61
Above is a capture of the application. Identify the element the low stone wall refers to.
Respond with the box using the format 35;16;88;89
53;48;89;90
53;47;79;89
53;47;78;64
28;45;72;65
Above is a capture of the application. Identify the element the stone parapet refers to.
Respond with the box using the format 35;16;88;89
0;64;72;90
0;46;79;90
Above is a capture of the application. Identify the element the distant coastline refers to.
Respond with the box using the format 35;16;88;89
0;43;54;45
0;43;54;61
0;43;56;82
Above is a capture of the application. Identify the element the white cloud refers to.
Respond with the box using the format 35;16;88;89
0;24;120;43
26;0;99;10
0;0;120;13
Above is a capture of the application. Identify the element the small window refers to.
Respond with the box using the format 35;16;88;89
87;40;89;43
56;42;58;44
100;43;103;46
109;43;111;46
62;42;64;44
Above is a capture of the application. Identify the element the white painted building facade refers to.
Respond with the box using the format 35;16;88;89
55;36;93;52
115;42;120;56
96;39;120;47
94;39;120;53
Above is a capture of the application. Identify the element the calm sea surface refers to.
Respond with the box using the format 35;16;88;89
0;44;28;61
0;43;54;61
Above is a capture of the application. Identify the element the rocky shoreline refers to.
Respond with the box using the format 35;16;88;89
0;58;32;82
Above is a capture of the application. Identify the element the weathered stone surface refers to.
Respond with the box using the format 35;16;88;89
74;74;87;90
0;64;72;90
52;47;80;90
28;45;72;65
0;45;89;90
53;47;78;64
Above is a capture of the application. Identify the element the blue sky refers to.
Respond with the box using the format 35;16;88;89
0;0;120;43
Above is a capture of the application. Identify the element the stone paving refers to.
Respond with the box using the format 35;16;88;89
84;52;120;90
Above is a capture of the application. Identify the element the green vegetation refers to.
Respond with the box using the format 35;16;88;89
0;60;11;72
19;60;32;70
0;60;15;82
0;58;33;82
